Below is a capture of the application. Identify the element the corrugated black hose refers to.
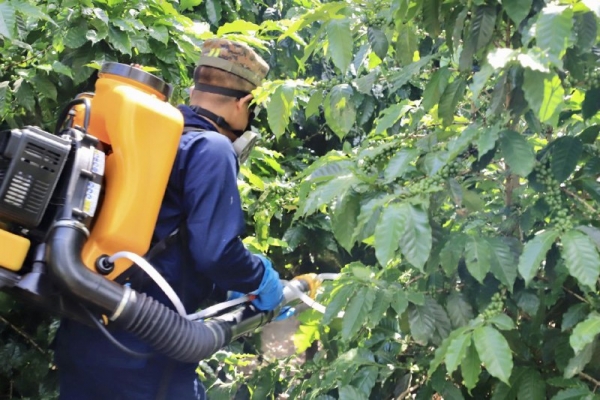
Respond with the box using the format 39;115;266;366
46;220;232;363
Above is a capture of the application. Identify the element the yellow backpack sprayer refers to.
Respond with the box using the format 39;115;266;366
0;63;328;363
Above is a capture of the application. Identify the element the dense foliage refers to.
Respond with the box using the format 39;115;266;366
3;0;600;398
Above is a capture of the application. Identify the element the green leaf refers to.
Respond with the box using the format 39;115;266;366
550;137;583;182
518;229;559;286
395;24;417;65
12;2;57;26
489;314;516;331
342;286;376;341
325;84;356;140
368;289;392;328
429;326;468;376
375;203;405;267
375;102;411;135
470;63;495;99
148;25;169;45
206;0;222;25
552;387;597;400
461;342;481;391
535;5;573;58
180;0;203;11
470;6;497;52
383;149;418;183
503;0;533;26
523;70;564;124
351;366;378;396
31;75;57;102
338;385;366;400
52;61;73;78
396;203;432;272
327;18;353;73
582;87;600;120
445;332;472;374
517;368;546;400
446;292;474;328
499;129;535;177
391;290;409;315
305;90;324;118
0;2;15;39
299;175;357;217
438;77;467;127
354;70;379;95
564;342;594;378
332;191;361;252
477;124;500;159
0;81;10;118
408;302;436;345
570;313;600;354
323;285;356;325
108;27;132;55
448;123;481;161
488;237;518;291
268;84;295;138
14;80;33;112
473;326;513;384
464;236;493;284
65;22;89;48
561;229;600;289
575;12;597;53
562;303;590;332
422;67;451;111
440;234;467;275
388;54;435;91
422;0;441;37
368;27;388;60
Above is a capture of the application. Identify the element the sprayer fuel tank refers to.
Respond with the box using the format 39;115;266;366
78;63;183;279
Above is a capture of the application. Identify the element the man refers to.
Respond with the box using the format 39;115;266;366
54;38;285;400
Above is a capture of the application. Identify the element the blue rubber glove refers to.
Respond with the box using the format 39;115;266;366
251;255;284;311
226;255;284;311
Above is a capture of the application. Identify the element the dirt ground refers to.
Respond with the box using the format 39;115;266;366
260;315;301;360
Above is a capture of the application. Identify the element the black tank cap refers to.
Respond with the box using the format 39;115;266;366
100;62;173;100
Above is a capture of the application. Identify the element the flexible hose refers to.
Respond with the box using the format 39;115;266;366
46;221;231;362
108;251;187;317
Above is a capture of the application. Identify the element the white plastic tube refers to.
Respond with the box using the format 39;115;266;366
285;273;344;319
108;251;187;317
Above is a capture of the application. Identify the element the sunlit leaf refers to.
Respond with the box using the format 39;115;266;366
500;129;535;177
562;229;600;289
518;229;559;286
473;326;513;384
327;18;353;73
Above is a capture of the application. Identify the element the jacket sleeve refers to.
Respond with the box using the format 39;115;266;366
178;132;265;294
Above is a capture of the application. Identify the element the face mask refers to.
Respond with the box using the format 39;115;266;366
232;130;259;164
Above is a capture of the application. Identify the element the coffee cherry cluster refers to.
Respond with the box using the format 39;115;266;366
406;161;461;195
535;160;573;232
481;292;504;320
360;142;402;172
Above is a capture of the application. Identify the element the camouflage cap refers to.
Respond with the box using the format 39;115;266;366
198;38;269;87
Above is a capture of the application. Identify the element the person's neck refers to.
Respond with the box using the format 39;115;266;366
189;103;236;142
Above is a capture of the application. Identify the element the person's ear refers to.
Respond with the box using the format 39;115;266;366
238;93;253;110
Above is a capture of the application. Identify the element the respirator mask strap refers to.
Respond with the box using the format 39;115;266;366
191;83;260;163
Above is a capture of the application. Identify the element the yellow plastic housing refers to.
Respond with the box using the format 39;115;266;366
0;228;30;271
79;70;183;279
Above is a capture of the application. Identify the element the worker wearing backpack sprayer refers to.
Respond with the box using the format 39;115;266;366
54;38;290;400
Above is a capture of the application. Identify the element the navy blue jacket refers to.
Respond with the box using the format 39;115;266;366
54;105;266;400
